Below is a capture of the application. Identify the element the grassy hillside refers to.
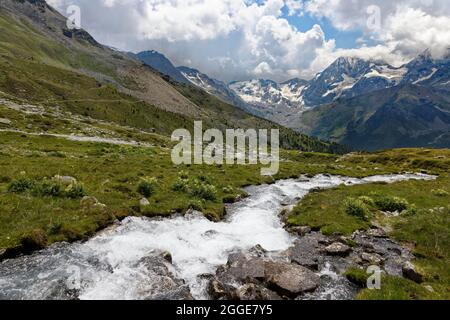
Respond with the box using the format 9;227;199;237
0;0;345;153
291;85;450;151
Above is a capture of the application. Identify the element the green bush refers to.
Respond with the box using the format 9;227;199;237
375;196;409;212
65;182;87;199
343;198;370;219
137;177;158;197
358;196;375;207
8;178;35;193
431;189;449;197
171;177;190;192
34;181;63;197
190;180;217;201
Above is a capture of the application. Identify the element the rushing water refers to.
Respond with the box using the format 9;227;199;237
0;173;435;300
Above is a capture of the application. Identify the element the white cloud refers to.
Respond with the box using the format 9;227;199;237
45;0;450;82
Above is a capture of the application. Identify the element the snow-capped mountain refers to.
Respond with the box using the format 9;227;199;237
301;57;406;106
177;66;249;111
401;49;450;91
229;79;307;109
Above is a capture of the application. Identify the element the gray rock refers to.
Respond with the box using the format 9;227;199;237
140;198;150;207
236;283;281;300
264;261;320;297
361;252;384;265
137;256;193;300
290;226;312;236
325;242;351;256
53;175;77;185
0;118;12;126
208;280;236;300
366;228;387;238
402;262;423;283
221;253;266;282
287;235;322;270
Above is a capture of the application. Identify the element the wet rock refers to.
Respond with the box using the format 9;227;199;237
236;284;281;300
0;249;6;260
0;118;12;126
220;253;266;282
361;252;384;265
208;280;236;300
325;243;351;257
264;261;320;297
288;237;321;270
160;251;172;264
137;256;193;300
248;244;267;257
290;226;312;237
402;262;423;283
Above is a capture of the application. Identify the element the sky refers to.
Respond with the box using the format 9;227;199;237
46;0;450;83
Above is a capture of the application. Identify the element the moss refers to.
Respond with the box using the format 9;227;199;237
345;268;369;287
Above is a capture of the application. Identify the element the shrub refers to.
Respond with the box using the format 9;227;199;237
48;221;63;235
171;177;190;192
65;182;87;199
137;177;158;197
190;180;217;201
222;186;234;194
35;181;63;197
343;198;370;219
431;189;449;197
358;196;375;207
375;196;409;212
188;200;204;211
8;178;35;193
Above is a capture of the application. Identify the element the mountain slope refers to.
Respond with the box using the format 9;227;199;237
132;50;190;85
294;85;450;151
0;0;346;153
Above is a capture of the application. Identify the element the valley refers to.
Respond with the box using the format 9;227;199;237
0;0;448;302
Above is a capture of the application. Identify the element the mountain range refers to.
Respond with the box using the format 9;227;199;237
0;0;344;154
134;49;450;151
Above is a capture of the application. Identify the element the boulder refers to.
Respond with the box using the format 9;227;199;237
287;235;322;270
325;242;351;256
0;118;12;126
264;261;320;297
221;253;266;282
236;283;281;300
137;256;193;300
402;262;423;283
